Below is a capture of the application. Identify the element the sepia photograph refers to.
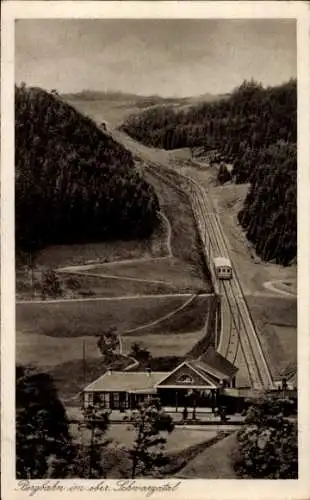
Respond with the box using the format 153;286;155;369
1;2;310;498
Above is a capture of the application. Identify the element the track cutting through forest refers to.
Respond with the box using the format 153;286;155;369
108;127;275;390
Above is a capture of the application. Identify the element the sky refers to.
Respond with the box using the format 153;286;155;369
15;19;296;98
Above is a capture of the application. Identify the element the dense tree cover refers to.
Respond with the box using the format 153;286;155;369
122;80;296;171
122;80;296;264
234;396;297;479
16;365;75;478
238;141;296;265
16;84;160;255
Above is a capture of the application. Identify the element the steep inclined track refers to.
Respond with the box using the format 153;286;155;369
179;174;274;390
109;128;274;390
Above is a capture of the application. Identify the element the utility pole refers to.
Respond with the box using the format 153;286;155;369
215;294;221;349
83;340;86;388
214;296;218;348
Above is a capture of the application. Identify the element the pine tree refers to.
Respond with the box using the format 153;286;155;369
16;365;74;478
125;398;174;478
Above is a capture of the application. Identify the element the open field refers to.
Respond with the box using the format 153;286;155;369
246;295;297;379
16;331;101;368
121;330;206;357
71;422;218;453
176;431;238;478
16;294;211;338
24;217;167;270
86;256;210;293
45;356;132;401
64;93;224;129
17;295;205;337
56;271;181;298
122;294;212;336
64;98;144;127
16;327;206;371
17;267;182;301
17;292;212;400
67;419;228;478
17;328;207;400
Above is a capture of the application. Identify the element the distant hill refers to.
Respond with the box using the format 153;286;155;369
120;80;297;265
15;84;160;255
61;89;225;109
61;90;148;102
61;90;226;128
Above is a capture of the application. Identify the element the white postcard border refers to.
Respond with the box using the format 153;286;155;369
1;2;310;500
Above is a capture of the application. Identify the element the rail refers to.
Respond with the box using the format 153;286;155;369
107;128;274;390
145;162;274;390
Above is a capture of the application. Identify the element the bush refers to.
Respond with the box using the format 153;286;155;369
233;396;298;479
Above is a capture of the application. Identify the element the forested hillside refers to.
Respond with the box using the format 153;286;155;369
238;141;296;265
121;80;297;265
15;85;160;255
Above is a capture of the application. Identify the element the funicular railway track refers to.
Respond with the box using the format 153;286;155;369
108;128;274;390
145;163;274;390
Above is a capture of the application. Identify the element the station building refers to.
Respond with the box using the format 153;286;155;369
83;347;238;412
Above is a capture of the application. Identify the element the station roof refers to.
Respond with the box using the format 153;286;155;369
84;347;238;393
84;371;166;393
194;346;238;380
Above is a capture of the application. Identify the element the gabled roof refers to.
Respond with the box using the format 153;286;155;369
83;348;238;393
194;346;238;381
186;362;220;387
155;361;218;388
84;371;167;393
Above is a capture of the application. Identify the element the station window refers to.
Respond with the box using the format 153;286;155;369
102;393;110;407
112;392;120;408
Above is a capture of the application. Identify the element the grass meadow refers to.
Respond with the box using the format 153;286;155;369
16;293;212;399
87;256;210;293
246;295;297;379
16;295;190;337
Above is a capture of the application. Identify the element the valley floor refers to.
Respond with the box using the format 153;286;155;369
16;143;215;403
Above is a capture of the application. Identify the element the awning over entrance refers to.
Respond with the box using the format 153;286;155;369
128;388;157;394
